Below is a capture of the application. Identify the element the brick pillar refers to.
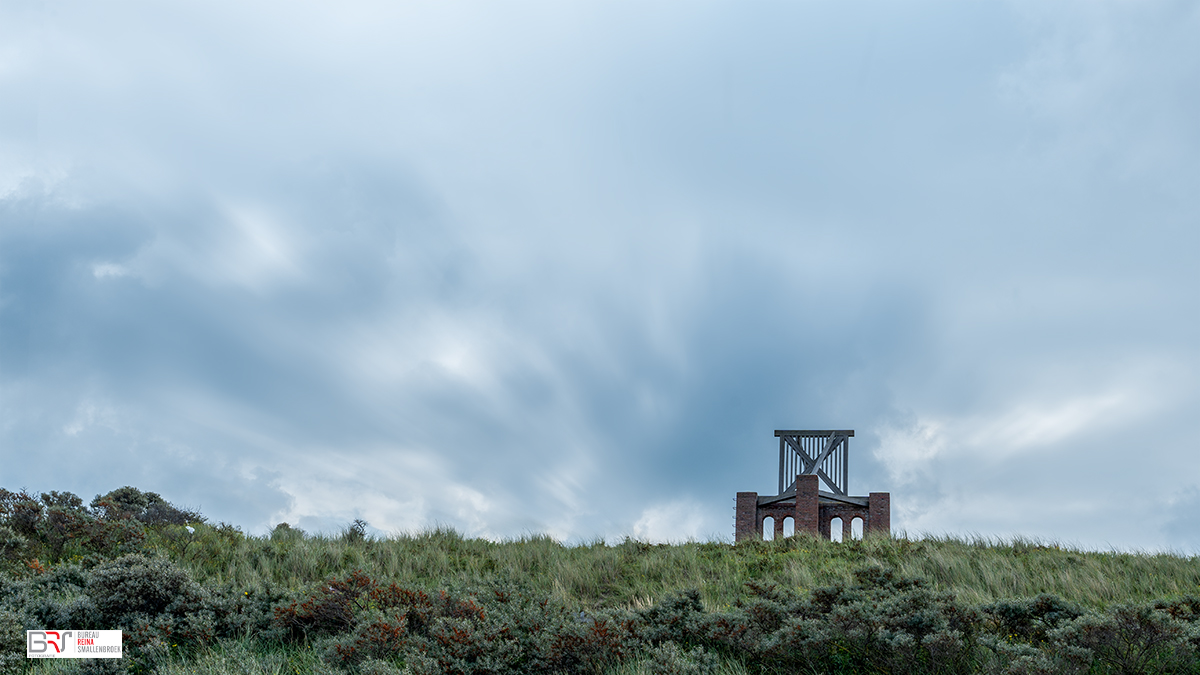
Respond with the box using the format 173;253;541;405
735;492;759;541
842;517;853;541
867;492;891;537
794;474;819;536
774;516;785;539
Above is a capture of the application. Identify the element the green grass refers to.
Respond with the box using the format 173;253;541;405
145;524;1200;612
154;641;336;675
10;524;1200;674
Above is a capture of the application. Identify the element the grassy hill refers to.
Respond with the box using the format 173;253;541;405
3;487;1200;674
149;524;1200;610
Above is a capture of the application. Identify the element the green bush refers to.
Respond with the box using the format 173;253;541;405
342;519;368;544
275;570;639;674
0;487;205;570
90;487;204;526
1154;595;1200;624
88;554;200;618
86;554;218;669
1049;603;1197;675
982;593;1083;643
675;566;986;674
0;489;43;539
0;608;23;675
635;589;708;647
643;641;720;675
0;526;25;563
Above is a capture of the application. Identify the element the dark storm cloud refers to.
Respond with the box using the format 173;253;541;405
1;0;1197;547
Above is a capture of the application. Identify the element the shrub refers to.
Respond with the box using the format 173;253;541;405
0;526;26;562
692;565;984;675
271;522;304;540
207;579;293;642
39;504;95;560
1;561;98;630
982;593;1084;643
275;569;377;640
85;517;149;560
343;519;368;544
642;641;720;675
88;554;198;618
276;571;640;674
0;488;178;564
0;488;43;539
359;657;406;675
0;609;23;675
90;487;204;526
1154;596;1200;624
41;491;86;511
23;593;99;630
635;589;707;647
978;638;1090;675
86;553;219;668
1050;603;1196;675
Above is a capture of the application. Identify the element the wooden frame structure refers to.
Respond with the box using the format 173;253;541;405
776;430;851;495
735;429;890;542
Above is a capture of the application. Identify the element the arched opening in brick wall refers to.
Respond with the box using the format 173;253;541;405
851;517;864;540
763;516;775;540
830;517;843;542
782;516;794;537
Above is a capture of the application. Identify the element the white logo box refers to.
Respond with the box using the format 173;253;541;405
27;630;123;659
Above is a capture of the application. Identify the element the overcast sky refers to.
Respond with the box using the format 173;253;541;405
2;0;1197;550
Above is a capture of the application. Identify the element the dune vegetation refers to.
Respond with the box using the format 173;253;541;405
3;487;1200;674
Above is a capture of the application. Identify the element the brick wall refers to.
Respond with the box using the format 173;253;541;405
735;492;759;541
794;474;819;536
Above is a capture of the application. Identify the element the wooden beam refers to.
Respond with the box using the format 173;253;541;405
819;491;868;506
774;430;854;437
756;490;869;507
782;433;846;494
807;433;842;476
781;435;815;473
778;437;786;495
816;467;845;495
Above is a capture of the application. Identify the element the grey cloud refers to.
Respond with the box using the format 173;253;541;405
1;0;1197;545
1164;487;1200;554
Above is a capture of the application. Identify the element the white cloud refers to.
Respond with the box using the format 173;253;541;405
62;400;123;437
92;262;130;279
875;421;947;484
964;392;1127;454
632;500;709;543
265;448;451;536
